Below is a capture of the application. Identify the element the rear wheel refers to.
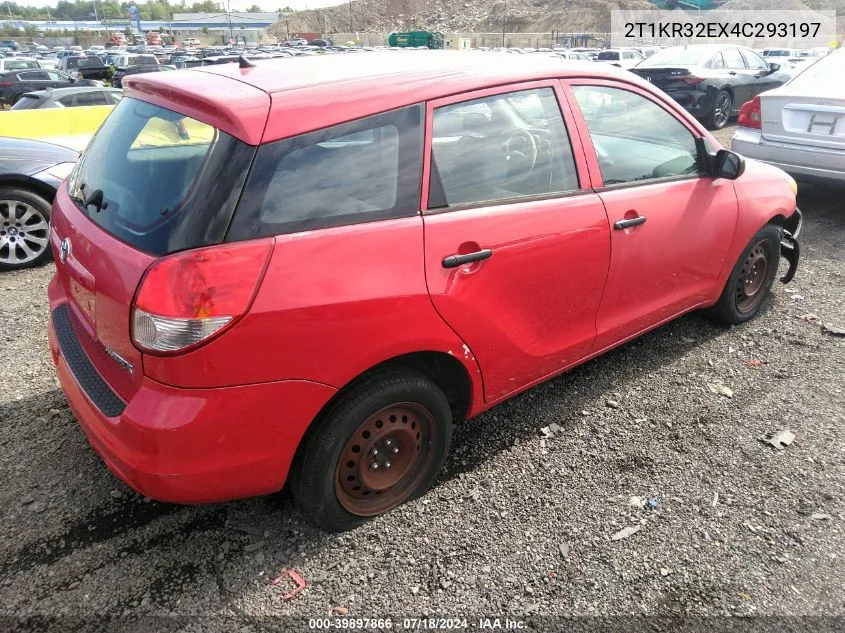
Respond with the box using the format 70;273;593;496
706;224;782;325
705;90;732;130
290;369;453;532
0;187;53;271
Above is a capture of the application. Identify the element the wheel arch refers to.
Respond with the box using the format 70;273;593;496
0;176;58;205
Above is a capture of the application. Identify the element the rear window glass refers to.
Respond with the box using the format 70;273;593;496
597;51;620;60
5;60;39;70
228;104;423;240
67;97;255;256
10;96;42;110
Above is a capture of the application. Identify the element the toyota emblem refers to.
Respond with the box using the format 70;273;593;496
60;238;71;264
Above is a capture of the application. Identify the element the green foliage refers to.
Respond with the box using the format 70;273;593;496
4;0;228;21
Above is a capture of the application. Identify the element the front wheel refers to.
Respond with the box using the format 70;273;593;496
290;369;453;532
705;90;732;130
706;224;782;325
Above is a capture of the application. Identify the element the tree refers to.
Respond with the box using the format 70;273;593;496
247;3;261;11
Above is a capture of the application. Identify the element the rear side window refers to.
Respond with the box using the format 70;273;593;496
68;97;255;256
228;104;423;240
10;95;41;110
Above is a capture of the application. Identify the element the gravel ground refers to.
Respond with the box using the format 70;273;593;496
1;125;843;631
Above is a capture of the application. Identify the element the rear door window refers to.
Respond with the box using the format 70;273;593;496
428;87;579;208
228;104;423;240
67;97;255;255
722;48;746;69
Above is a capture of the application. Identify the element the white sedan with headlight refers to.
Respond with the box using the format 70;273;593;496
732;49;844;186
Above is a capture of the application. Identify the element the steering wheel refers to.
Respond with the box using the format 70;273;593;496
500;129;538;177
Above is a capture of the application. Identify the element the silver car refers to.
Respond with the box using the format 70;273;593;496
732;49;844;185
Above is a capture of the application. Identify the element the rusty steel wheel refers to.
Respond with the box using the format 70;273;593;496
706;225;781;326
290;369;453;532
335;403;437;516
735;242;769;314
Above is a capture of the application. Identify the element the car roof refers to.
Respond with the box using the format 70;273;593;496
125;52;633;144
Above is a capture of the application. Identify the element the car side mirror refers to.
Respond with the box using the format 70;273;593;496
768;62;780;73
711;149;746;180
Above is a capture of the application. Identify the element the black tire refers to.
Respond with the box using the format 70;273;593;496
0;187;53;271
704;89;732;130
290;369;453;532
706;224;782;325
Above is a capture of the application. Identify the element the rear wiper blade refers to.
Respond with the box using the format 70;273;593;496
82;188;108;213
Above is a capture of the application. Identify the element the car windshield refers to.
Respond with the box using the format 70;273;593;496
637;47;714;67
787;50;844;88
67;97;256;255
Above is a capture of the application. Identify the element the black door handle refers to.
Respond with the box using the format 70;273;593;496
614;216;647;230
442;249;493;268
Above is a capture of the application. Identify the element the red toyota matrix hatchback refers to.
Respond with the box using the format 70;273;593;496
48;53;801;531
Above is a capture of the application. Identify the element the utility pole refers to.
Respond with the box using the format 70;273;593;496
226;0;233;44
501;0;507;47
348;0;353;34
93;0;100;35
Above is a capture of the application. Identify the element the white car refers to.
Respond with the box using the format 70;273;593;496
0;57;42;72
550;49;592;62
732;49;845;186
594;48;644;69
37;57;60;69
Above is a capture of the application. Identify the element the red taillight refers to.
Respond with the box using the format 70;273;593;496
132;239;273;354
737;96;762;129
682;76;706;85
0;82;12;87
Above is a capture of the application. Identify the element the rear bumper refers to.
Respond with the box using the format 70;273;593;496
48;292;337;504
732;127;845;185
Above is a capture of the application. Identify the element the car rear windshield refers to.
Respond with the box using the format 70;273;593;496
597;51;620;60
788;50;843;87
5;60;39;70
10;95;42;110
67;97;255;256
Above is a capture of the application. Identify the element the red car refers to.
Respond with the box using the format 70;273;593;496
47;53;801;532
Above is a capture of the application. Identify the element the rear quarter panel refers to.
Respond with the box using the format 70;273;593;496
142;217;485;413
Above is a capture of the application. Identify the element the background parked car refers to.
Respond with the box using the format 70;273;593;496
595;48;644;68
58;56;110;81
732;49;844;186
0;69;99;106
111;62;172;88
630;44;788;129
10;86;122;110
0;137;78;270
0;57;41;72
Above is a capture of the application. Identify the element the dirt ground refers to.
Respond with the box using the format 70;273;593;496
1;124;843;631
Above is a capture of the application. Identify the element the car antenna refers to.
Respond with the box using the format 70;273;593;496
238;55;255;69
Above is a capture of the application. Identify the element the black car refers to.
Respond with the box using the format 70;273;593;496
630;45;789;130
0;137;79;270
0;69;97;106
112;63;171;88
58;55;110;81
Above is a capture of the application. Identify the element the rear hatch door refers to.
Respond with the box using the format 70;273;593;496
51;93;259;403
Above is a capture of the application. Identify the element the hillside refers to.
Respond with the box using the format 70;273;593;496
267;0;845;38
268;0;655;37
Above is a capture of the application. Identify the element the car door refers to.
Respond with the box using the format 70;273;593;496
421;82;612;402
722;47;753;109
740;48;783;98
565;80;738;352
